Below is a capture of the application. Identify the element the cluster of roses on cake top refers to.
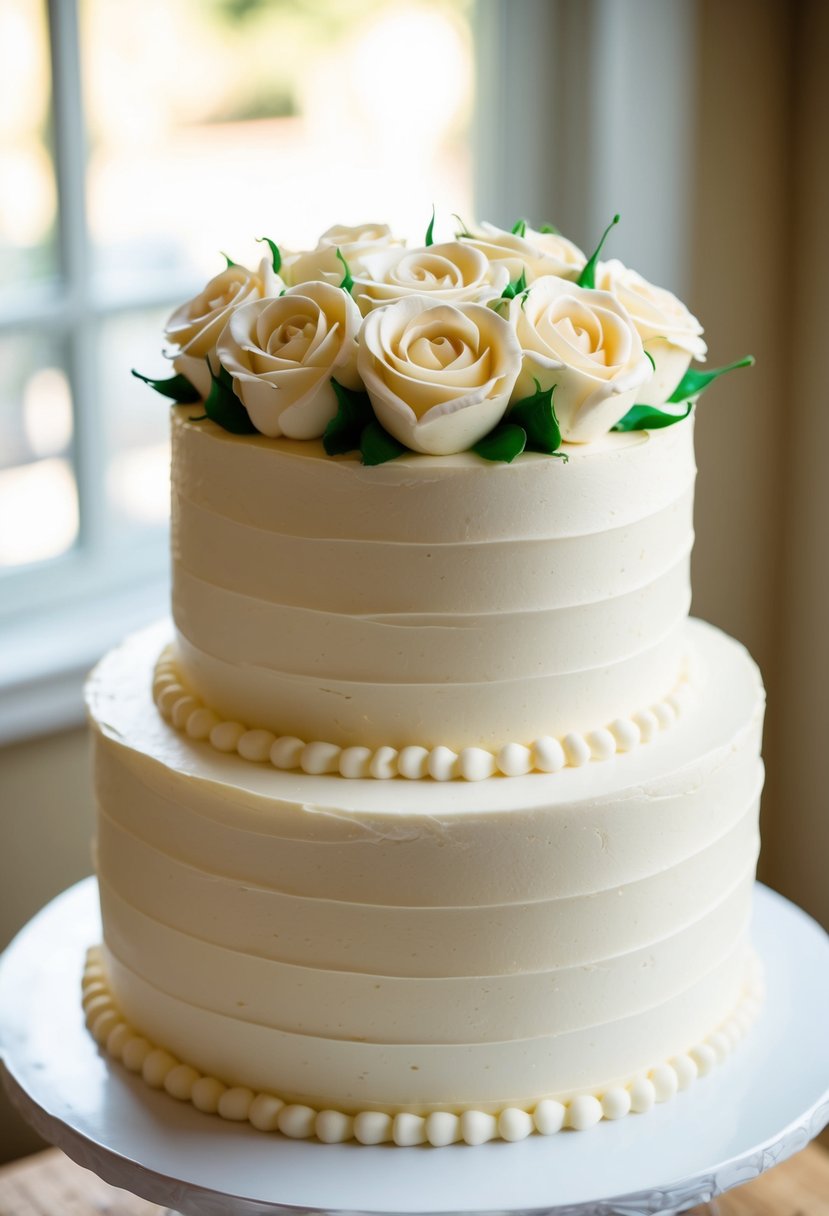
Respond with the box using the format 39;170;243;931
135;214;752;463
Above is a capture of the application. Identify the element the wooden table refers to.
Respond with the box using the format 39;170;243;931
0;1144;828;1216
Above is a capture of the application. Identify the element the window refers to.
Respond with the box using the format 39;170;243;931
0;0;474;742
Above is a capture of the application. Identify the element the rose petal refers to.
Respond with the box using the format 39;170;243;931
358;296;522;453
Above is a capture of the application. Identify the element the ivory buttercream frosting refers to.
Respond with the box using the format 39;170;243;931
90;211;763;1145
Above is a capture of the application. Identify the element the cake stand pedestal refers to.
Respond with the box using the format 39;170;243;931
1;880;828;1216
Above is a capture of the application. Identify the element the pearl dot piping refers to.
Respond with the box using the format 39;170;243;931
152;648;697;782
83;947;762;1147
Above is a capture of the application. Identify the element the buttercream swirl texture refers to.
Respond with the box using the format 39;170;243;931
170;408;696;753
88;619;765;1143
82;945;764;1146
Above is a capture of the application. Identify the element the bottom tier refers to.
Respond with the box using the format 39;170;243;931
85;618;766;1144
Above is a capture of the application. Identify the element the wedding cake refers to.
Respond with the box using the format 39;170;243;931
83;216;764;1147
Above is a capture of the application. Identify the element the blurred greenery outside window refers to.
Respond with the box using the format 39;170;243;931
0;0;474;739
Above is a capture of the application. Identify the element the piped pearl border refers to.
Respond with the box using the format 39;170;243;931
83;947;762;1147
152;648;697;781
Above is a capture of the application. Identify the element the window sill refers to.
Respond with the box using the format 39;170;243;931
0;576;168;748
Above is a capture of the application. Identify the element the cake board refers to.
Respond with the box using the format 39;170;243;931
1;879;827;1216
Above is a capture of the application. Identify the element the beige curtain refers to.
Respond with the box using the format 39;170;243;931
691;0;829;928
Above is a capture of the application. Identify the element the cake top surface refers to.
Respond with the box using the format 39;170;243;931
89;618;764;821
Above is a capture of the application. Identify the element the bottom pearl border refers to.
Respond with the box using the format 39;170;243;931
82;947;763;1147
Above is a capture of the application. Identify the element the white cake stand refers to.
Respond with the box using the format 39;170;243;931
1;880;827;1216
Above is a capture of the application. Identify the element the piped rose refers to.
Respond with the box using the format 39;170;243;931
596;259;707;405
508;276;652;442
352;242;509;315
459;221;586;285
284;222;406;288
216;280;362;439
357;296;522;456
164;257;283;398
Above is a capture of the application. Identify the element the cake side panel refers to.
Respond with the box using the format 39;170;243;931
169;409;696;750
89;623;764;1116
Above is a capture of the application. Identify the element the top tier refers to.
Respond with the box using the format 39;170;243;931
170;407;696;752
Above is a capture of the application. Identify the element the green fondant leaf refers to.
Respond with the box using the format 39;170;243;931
336;248;354;294
131;368;201;403
668;355;755;403
323;378;374;455
576;213;620;289
612;401;694;432
204;364;257;434
501;267;528;300
511;218;527;237
221;251;237;269
509;380;562;454
644;349;656;372
256;236;282;275
539;222;559;234
425;205;436;247
360;420;408;465
453;213;472;237
472;422;527;463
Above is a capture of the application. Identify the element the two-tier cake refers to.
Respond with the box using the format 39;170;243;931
83;217;764;1147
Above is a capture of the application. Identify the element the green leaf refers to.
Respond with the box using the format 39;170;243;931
668;355;755;403
501;267;527;300
644;349;656;372
576;213;620;289
204;364;257;434
323;378;374;455
336;248;354;294
256;236;282;275
221;251;237;269
612;401;694;432
539;222;559;235
453;213;472;237
511;218;527;237
360;420;408;465
472;422;527;463
131;368;201;403
509;380;563;454
425;205;436;247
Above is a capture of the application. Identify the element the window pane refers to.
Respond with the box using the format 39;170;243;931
80;0;474;287
97;309;171;535
0;332;78;567
0;0;57;290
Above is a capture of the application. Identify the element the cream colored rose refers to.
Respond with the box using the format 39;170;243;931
460;221;586;284
508;276;652;442
351;241;509;316
164;257;283;398
358;296;522;455
216;281;362;439
596;259;707;405
284;222;406;288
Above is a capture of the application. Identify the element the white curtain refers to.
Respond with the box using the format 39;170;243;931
476;0;829;928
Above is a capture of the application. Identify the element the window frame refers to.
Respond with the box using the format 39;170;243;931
0;0;193;743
